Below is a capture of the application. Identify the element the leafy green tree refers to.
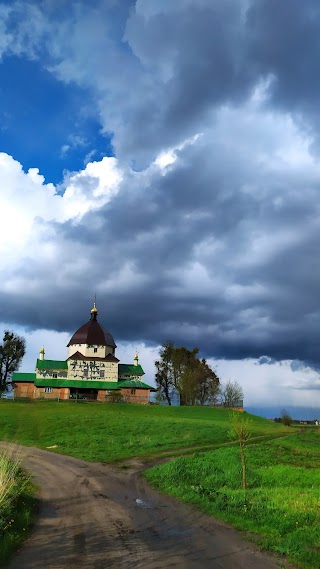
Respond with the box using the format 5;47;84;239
179;365;198;406
0;331;26;392
155;341;175;405
172;345;199;405
155;341;219;405
194;358;220;406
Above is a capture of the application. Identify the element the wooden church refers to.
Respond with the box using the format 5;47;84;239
13;303;154;403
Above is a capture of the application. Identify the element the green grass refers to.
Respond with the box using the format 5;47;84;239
0;401;290;462
1;402;319;567
0;450;37;566
145;431;320;569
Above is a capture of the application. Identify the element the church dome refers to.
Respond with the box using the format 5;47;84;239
67;304;116;348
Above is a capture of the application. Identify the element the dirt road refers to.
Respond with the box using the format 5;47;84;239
5;445;283;569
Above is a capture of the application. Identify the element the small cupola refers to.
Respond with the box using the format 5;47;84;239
134;352;139;366
39;345;45;361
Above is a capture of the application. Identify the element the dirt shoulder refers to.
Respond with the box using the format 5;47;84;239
2;444;285;569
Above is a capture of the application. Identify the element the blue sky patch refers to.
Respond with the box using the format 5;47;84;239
0;55;113;184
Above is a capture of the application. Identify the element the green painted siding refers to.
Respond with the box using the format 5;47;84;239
35;378;121;389
32;378;154;390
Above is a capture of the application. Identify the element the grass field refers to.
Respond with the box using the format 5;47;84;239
145;431;320;569
0;400;296;566
0;400;290;462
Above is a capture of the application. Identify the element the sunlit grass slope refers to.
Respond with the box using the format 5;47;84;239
146;431;320;569
0;401;289;462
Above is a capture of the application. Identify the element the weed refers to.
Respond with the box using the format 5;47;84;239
0;448;36;566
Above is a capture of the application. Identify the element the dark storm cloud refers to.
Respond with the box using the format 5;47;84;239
2;0;320;371
120;0;256;162
246;1;320;111
3;1;320;160
257;356;276;365
2;113;320;369
118;0;320;161
290;360;311;373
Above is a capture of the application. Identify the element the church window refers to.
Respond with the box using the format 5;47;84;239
44;387;52;393
94;347;98;353
52;373;57;378
84;369;88;377
131;389;136;395
100;371;105;378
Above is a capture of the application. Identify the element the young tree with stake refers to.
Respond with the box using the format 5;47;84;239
229;412;252;490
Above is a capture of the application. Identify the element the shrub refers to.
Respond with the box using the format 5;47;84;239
281;409;293;426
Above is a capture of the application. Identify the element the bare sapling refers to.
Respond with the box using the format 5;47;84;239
229;412;252;490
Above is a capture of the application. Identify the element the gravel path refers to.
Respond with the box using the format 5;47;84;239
3;445;283;569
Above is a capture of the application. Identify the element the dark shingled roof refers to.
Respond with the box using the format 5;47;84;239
67;351;85;360
67;318;116;349
103;353;119;362
67;352;119;363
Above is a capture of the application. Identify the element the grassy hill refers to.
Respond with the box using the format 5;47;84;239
146;431;320;569
0;400;289;462
1;401;318;568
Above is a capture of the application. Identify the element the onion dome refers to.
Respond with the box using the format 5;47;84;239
91;302;98;316
67;303;116;348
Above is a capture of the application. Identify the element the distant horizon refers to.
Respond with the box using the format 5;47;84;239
246;406;320;422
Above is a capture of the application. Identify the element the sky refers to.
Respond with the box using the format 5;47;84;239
0;0;320;419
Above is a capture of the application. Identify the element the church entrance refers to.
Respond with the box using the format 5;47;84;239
69;388;98;401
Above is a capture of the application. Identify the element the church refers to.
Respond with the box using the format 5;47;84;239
12;303;154;403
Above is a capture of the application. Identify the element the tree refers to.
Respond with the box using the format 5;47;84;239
0;331;26;392
280;409;293;426
155;341;175;405
220;379;244;408
229;412;252;490
193;358;220;406
155;341;219;405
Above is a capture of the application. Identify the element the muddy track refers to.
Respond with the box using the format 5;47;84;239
3;445;284;569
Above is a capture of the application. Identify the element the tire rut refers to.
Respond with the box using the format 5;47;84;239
1;444;286;569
